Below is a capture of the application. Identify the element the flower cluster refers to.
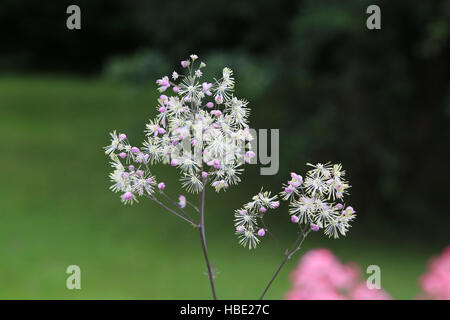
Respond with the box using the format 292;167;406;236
106;131;156;204
288;163;355;239
234;190;280;249
105;54;255;204
234;163;355;249
419;246;450;300
285;249;391;300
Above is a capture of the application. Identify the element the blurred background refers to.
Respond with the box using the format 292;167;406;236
1;0;449;299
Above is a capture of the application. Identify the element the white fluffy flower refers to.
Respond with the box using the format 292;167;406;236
105;55;253;207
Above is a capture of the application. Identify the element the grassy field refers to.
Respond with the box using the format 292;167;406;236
0;75;438;299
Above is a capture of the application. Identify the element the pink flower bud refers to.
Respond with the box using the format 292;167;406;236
119;152;126;159
342;206;355;216
285;187;293;194
239;209;247;215
257;229;266;237
259;207;267;213
201;171;208;178
270;201;280;208
236;226;245;233
158;182;165;190
310;223;319;232
215;94;223;104
119;133;127;140
181;60;189;68
173;86;179;93
291;215;300;223
205;102;214;108
210;110;222;117
159;106;166;113
244;151;256;164
178;195;186;209
136;170;144;177
170;159;179;167
131;147;139;154
146;178;153;184
121;192;133;201
336;203;343;210
159;95;168;103
128;165;135;171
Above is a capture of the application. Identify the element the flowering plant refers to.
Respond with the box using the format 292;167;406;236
104;54;356;299
419;246;450;299
285;249;391;300
235;163;355;298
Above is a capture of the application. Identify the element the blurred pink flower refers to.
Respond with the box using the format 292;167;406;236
419;246;450;300
285;248;391;300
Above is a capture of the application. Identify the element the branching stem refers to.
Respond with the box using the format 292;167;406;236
259;228;311;300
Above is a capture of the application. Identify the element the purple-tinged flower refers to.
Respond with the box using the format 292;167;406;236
157;126;166;135
136;170;144;177
171;159;179;167
172;86;179;93
201;171;208;179
156;76;170;92
119;152;126;159
159;106;167;113
146;178;153;184
118;133;127;140
210;110;222;117
311;223;319;232
178;195;186;209
121;191;133;201
211;180;228;192
336;203;344;210
291;215;300;223
289;172;303;188
207;159;221;169
342;206;355;216
131;147;139;154
202;82;213;96
215;94;223;104
236;226;245;233
259;207;267;213
213;159;221;169
181;60;190;68
158;182;166;190
159;95;168;104
205;102;214;108
257;229;266;237
239;209;247;215
244;151;256;163
128;165;135;171
269;201;280;209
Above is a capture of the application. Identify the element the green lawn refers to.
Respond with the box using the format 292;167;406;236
0;75;436;299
